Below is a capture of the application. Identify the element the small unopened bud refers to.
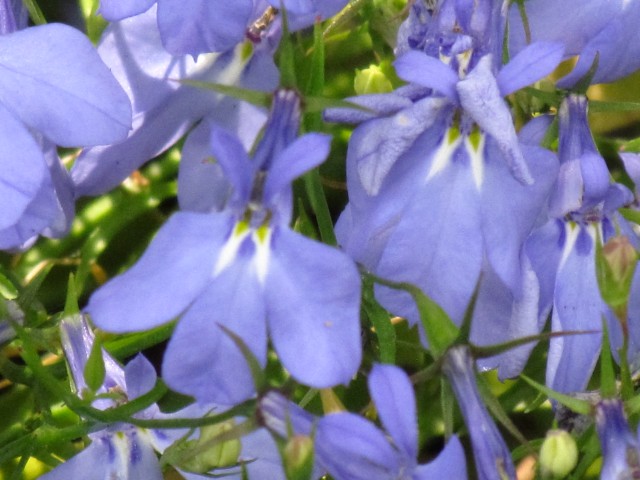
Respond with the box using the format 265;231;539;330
597;235;638;310
539;430;578;479
177;421;242;473
283;435;314;480
354;65;393;95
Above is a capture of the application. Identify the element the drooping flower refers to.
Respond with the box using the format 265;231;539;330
86;90;362;405
330;0;561;376
525;94;637;393
316;363;467;480
595;399;640;479
442;346;516;480
0;0;131;249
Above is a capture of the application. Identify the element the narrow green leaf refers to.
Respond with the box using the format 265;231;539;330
276;2;297;89
17;263;53;311
367;272;458;358
519;375;592;415
21;0;46;25
362;277;396;363
83;336;106;392
620;207;640;224
63;275;79;316
0;272;18;300
599;317;616;398
588;100;640;113
179;80;271;108
441;378;455;439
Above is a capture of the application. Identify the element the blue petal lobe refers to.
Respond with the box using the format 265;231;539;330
87;212;230;333
393;51;459;101
266;228;362;388
412;436;467;480
99;0;156;20
497;41;564;96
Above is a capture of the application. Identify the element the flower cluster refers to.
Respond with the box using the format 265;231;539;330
2;0;640;479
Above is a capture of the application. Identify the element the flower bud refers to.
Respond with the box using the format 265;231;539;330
283;435;314;480
539;429;578;479
597;235;638;310
354;65;393;95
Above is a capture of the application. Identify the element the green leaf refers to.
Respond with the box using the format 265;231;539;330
620;207;640;224
63;275;79;316
588;100;640;113
303;96;374;114
83;335;106;392
362;276;396;363
0;272;18;300
599;317;616;399
21;0;46;25
179;80;271;108
519;375;592;415
367;272;458;358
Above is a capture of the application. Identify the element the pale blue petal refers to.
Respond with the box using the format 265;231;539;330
497;42;564;96
263;133;331;203
210;126;255;205
178;122;232;213
0;24;131;146
518;114;554;146
548;159;583;217
620;152;640;189
457;54;533;184
316;414;401;480
324;93;414;124
266;228;362;388
349;97;449;196
394;51;459;102
473;255;541;379
546;227;603;393
99;0;156;20
0;104;47;231
163;255;266;404
375;150;483;326
369;364;417;460
124;354;157;400
581;151;611;207
157;0;252;56
412;436;467;480
525;220;563;319
627;268;640;354
72;87;215;197
481;141;558;293
87;212;232;333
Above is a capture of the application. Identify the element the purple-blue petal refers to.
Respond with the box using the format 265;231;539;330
393;51;459;102
412;436;467;480
266;227;362;388
87;212;231;333
497;42;564;96
124;354;157;400
0;24;131;146
99;0;156;20
210;125;255;205
368;364;417;461
163;255;267;404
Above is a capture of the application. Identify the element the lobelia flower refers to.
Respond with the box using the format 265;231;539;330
86;89;362;405
329;0;561;377
97;0;350;57
0;0;131;250
44;315;281;479
442;346;516;480
595;399;640;479
41;315;184;480
509;0;640;87
525;94;638;393
316;363;467;480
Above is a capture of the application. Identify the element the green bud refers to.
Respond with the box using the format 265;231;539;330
283;435;314;480
596;235;638;310
176;420;242;474
539;429;578;479
354;65;393;95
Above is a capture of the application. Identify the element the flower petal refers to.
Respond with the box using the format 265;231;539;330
157;0;253;56
0;24;131;146
393;51;459;102
413;436;467;480
99;0;156;20
163;255;267;404
87;212;231;333
368;364;417;460
266;228;362;388
497;41;564;96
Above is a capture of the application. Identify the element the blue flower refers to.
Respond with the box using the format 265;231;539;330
71;5;278;197
509;0;640;86
316;363;467;480
595;399;640;479
87;90;362;404
525;95;636;393
442;346;516;480
0;1;132;249
330;0;561;376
